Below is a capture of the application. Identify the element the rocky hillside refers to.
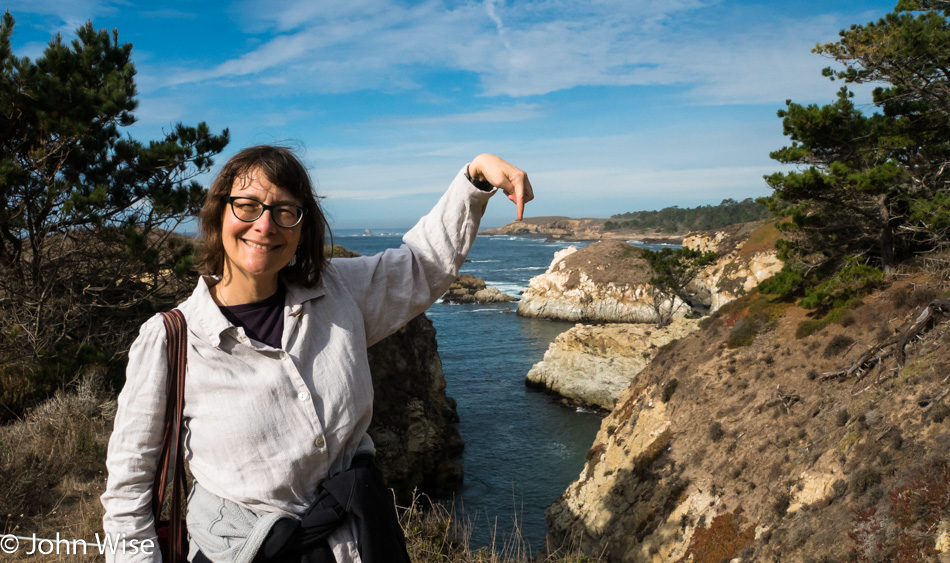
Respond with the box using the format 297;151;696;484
545;267;950;561
684;220;784;313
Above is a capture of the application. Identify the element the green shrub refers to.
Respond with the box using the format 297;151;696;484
758;267;805;297
800;259;884;311
796;300;861;339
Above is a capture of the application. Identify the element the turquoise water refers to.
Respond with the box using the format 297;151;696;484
334;229;603;553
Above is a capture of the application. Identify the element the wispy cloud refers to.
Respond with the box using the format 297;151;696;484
377;104;544;127
6;0;120;35
484;0;512;52
144;0;870;106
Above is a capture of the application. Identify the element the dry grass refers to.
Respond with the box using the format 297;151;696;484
398;491;602;562
0;371;113;561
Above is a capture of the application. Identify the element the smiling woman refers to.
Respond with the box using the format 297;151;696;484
100;145;533;562
217;170;306;303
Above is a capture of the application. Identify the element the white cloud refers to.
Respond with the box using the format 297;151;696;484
376;104;544;127
5;0;119;35
146;0;883;107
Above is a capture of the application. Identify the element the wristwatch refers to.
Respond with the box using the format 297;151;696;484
465;165;494;192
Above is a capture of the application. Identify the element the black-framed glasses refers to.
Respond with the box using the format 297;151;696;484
225;196;307;228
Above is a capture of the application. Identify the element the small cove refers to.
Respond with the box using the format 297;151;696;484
335;230;603;552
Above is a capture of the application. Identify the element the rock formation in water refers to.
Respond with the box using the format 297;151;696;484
517;240;687;324
442;273;517;304
684;220;783;313
364;315;462;501
526;317;699;411
545;272;950;561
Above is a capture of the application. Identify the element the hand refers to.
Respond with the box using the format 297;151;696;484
468;154;534;221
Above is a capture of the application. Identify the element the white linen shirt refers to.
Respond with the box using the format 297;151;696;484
100;169;495;562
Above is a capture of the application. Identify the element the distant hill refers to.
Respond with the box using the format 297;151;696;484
606;198;771;233
480;199;771;242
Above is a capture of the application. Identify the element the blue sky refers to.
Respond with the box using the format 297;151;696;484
6;0;897;229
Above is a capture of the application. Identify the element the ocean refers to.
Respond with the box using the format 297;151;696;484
333;228;603;554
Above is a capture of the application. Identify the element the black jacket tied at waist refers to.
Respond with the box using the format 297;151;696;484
192;455;410;563
256;455;409;563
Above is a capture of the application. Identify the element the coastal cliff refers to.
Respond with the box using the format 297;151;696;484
367;313;464;501
517;240;686;324
525;317;699;411
684;220;783;313
545;275;950;561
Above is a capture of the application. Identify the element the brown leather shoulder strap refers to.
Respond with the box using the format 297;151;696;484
153;309;188;562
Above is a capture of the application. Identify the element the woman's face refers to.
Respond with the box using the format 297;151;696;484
220;167;302;286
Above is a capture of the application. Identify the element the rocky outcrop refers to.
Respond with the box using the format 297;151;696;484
480;216;684;243
442;274;517;304
517;240;687;324
546;277;950;562
367;312;463;501
684;220;783;312
480;216;609;240
525;318;699;410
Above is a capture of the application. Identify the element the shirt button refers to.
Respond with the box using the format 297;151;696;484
279;351;288;360
314;436;325;448
297;391;309;401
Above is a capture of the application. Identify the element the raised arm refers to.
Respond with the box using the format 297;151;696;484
329;156;531;346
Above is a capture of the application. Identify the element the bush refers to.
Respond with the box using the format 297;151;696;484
822;335;855;358
661;379;679;403
715;293;786;348
727;318;762;348
836;409;850;427
799;260;884;312
849;467;882;496
758;267;806;297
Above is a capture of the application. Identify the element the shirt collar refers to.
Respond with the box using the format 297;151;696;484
185;275;327;347
284;278;326;316
185;276;234;348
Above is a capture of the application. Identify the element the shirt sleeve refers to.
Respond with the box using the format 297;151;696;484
100;314;169;563
329;166;495;347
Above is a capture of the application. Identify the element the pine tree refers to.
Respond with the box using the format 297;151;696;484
0;12;229;414
761;1;950;304
642;247;718;327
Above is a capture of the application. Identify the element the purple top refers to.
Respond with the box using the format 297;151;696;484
218;283;285;349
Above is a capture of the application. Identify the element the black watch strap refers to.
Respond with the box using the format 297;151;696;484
465;167;494;192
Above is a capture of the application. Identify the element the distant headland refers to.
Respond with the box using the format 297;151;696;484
478;216;684;244
480;198;772;243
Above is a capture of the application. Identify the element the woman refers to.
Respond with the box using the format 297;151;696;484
101;146;533;562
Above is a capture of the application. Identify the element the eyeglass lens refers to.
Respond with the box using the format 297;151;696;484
230;198;302;227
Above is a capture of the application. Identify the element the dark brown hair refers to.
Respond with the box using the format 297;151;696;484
197;145;330;288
